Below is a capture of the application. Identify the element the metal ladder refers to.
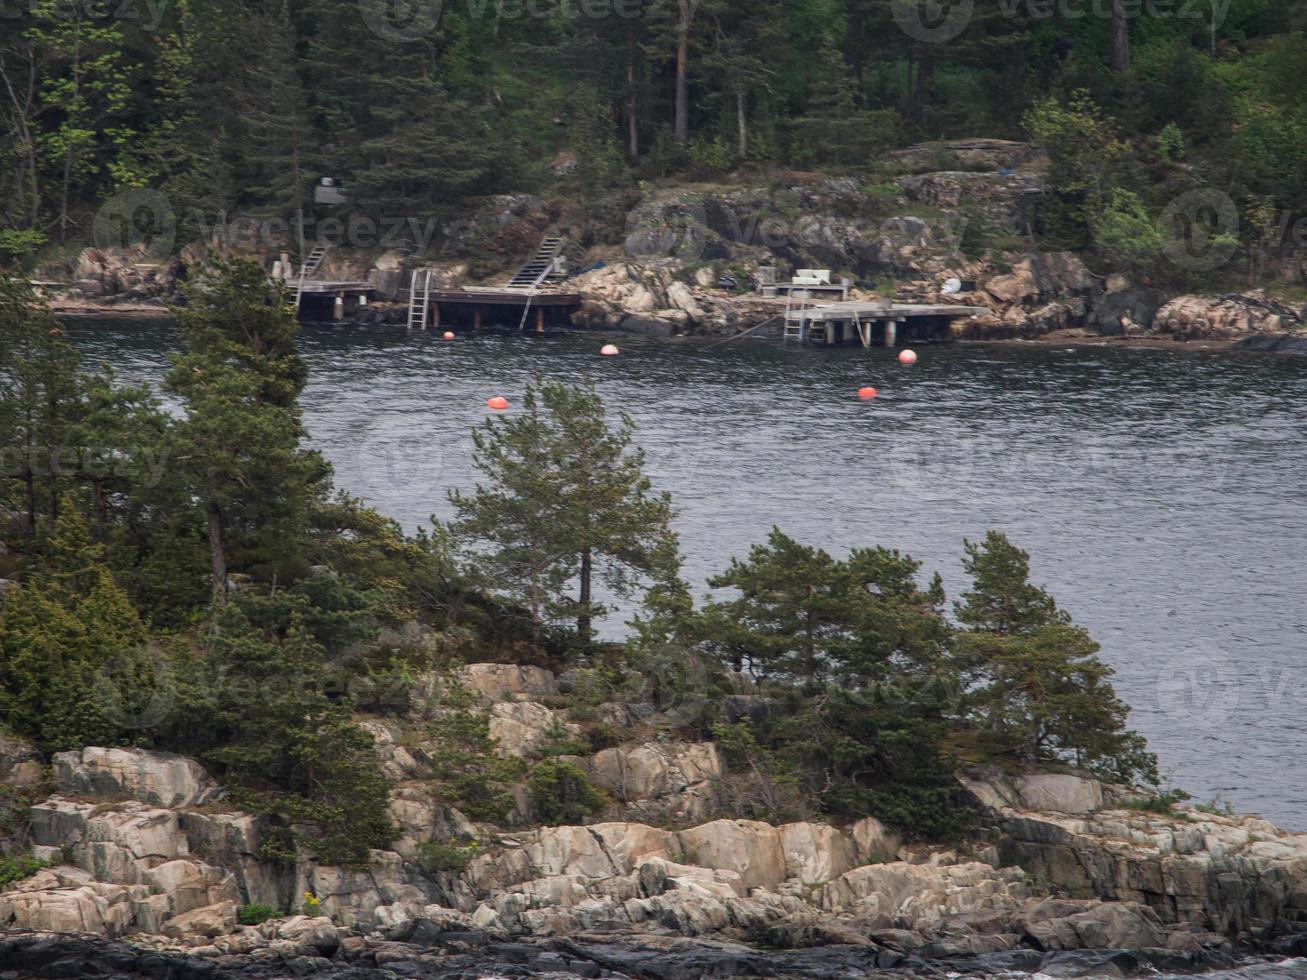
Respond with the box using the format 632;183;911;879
507;236;565;289
298;241;330;279
407;270;433;331
783;289;810;342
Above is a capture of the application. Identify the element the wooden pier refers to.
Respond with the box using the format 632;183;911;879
782;296;987;347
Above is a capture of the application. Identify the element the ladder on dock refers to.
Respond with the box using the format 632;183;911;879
783;289;811;342
298;241;331;279
408;269;433;331
507;236;565;289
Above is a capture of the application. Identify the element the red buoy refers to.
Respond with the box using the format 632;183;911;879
442;331;455;341
898;349;918;365
486;396;509;411
600;344;620;356
858;386;878;400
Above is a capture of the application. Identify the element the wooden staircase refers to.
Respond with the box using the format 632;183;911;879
507;236;565;289
408;269;433;331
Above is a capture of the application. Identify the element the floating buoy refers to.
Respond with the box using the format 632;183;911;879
898;349;918;365
600;344;620;356
857;386;878;400
486;396;509;411
442;331;455;341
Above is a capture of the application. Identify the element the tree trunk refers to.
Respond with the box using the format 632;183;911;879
1108;0;1130;72
207;500;227;603
627;30;639;159
736;86;747;158
577;546;592;640
674;0;690;146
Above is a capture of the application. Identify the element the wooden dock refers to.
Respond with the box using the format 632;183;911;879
782;297;987;347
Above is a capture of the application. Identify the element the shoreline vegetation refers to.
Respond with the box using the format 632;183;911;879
5;265;1307;971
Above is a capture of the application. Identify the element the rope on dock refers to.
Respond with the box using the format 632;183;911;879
706;314;783;348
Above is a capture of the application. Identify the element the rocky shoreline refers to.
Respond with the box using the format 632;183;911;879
33;141;1307;352
4;663;1307;978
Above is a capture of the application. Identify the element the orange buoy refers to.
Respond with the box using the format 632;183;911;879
600;344;620;356
898;349;918;365
442;331;455;341
857;386;878;400
486;396;509;411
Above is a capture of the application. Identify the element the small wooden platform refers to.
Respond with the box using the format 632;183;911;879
783;298;987;347
429;287;582;308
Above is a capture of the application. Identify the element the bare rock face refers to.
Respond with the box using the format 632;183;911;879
53;747;221;808
961;767;1307;937
1153;293;1301;340
488;701;581;758
778;822;859;885
409;663;560;717
0;875;143;937
849;816;901;864
677;819;787;892
584;742;724;823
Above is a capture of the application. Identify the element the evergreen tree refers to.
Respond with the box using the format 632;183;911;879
0;500;152;751
0;276;82;540
954;531;1158;785
169;599;394;866
701;527;857;679
450;378;678;646
165;260;330;600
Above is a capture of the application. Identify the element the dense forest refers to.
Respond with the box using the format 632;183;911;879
0;0;1305;271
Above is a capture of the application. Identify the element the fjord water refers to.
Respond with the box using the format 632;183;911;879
68;321;1307;830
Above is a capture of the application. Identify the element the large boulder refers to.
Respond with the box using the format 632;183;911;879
1023;899;1168;950
0;878;142;937
676;819;787;892
457;664;560;702
778;823;858;885
1012;774;1104;816
53;747;221;808
160;899;236;940
849;816;901;864
142;859;239;917
585;742;724;822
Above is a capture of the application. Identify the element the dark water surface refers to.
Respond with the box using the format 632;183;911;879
66;320;1307;830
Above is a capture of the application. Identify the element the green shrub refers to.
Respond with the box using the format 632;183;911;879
237;903;276;926
415;838;481;874
0;855;51;887
528;759;604;825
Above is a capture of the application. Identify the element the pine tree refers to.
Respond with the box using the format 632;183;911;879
450;378;678;646
701;527;857;679
0;276;83;540
0;499;151;751
954;531;1158;785
166;260;330;600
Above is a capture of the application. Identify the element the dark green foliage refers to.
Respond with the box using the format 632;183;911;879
954;531;1158;786
0;855;51;887
166;599;395;867
528;759;604;826
416;838;481;874
421;679;525;823
237;904;276;926
450;377;679;649
0;501;158;753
